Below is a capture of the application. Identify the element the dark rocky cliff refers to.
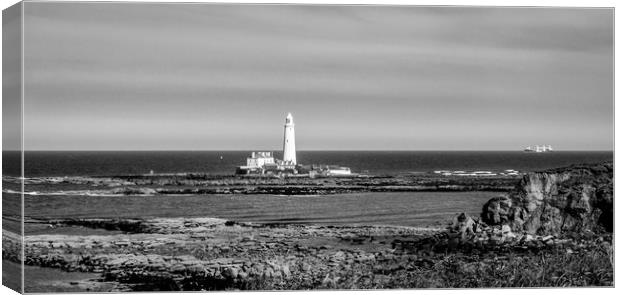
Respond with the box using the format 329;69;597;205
481;162;613;235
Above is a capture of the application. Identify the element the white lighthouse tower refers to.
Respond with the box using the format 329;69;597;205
282;113;297;165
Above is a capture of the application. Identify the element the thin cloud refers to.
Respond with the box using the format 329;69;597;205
21;3;613;151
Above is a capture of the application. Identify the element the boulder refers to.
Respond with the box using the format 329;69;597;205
481;197;512;225
481;162;613;235
221;266;239;280
448;212;476;240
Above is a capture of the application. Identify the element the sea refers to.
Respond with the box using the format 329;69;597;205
2;150;613;177
2;151;613;229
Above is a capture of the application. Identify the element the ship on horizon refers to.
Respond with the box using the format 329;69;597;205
524;145;554;153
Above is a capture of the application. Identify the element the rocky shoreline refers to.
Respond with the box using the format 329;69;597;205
6;218;444;291
2;162;614;290
3;213;613;291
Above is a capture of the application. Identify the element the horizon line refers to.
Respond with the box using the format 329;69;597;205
3;149;614;152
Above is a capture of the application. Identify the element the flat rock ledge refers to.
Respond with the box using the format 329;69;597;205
4;213;612;290
5;218;441;291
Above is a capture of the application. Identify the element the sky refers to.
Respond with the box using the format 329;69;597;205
11;2;614;150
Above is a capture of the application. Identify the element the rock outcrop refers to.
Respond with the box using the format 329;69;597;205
481;162;613;235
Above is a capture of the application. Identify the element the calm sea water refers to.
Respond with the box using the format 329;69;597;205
3;150;612;228
2;150;613;177
22;192;496;228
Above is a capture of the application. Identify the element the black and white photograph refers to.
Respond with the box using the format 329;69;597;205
1;0;615;292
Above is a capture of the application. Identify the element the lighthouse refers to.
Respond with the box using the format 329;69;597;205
236;112;351;175
283;113;297;164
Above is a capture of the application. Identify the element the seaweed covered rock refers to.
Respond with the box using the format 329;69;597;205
481;162;613;235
